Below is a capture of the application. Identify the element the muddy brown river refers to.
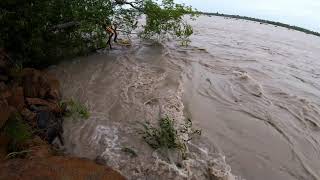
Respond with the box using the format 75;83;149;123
50;16;320;180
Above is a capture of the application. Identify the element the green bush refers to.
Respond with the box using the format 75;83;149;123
1;0;195;67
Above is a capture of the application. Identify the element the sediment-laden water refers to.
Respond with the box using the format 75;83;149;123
50;16;320;180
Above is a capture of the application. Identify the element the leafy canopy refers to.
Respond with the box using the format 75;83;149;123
1;0;195;66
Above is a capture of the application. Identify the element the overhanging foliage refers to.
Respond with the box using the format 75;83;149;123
1;0;195;66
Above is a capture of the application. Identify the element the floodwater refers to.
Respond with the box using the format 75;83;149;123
50;16;320;180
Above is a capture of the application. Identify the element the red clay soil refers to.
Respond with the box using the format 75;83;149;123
0;156;126;180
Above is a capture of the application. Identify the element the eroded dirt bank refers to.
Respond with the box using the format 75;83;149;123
0;49;125;180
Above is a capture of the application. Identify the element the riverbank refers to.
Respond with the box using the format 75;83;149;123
0;49;125;179
199;12;320;37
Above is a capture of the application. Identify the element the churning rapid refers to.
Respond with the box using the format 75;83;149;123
49;16;320;180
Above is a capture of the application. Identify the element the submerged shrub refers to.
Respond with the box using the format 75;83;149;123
140;116;201;156
141;117;182;150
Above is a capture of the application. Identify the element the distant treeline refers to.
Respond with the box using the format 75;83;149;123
199;12;320;37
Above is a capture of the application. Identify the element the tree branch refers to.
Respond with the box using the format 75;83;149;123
115;0;143;11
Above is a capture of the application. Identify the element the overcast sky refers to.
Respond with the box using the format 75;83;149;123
176;0;320;32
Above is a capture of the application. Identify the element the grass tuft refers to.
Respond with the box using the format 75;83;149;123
4;113;32;143
4;113;33;156
61;99;90;119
